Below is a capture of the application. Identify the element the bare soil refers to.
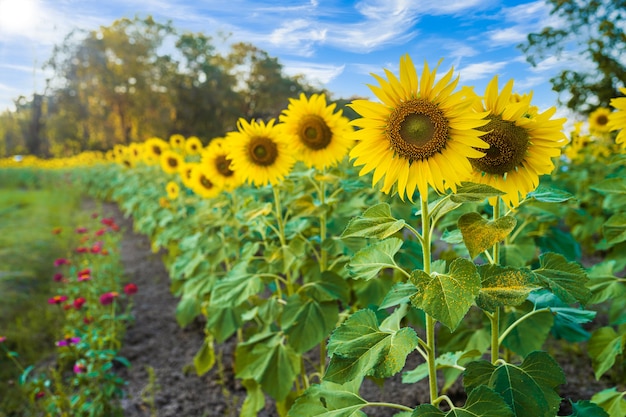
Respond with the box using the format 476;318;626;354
105;202;616;417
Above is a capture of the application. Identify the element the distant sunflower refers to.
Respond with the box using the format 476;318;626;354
165;181;180;200
226;118;295;187
279;93;354;169
179;162;197;189
185;136;203;155
128;143;144;162
608;87;626;147
190;164;223;199
589;107;612;133
160;150;183;175
170;134;186;149
144;137;169;164
349;55;489;200
468;76;567;207
201;140;241;191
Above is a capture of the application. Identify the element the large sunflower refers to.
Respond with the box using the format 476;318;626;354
160;149;183;175
279;93;354;169
468;76;567;207
589;107;612;134
144;137;169;164
226;118;295;187
201;139;241;191
349;55;489;200
608;87;626;147
190;164;223;199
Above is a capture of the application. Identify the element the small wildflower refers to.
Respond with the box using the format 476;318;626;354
35;391;45;400
75;247;89;254
0;336;6;343
73;297;86;309
54;258;70;267
124;283;138;295
56;336;81;347
73;362;87;373
91;213;99;219
48;295;68;304
101;249;110;256
53;273;64;282
101;217;115;227
52;227;62;235
95;228;106;236
75;227;88;234
100;292;119;305
83;316;94;325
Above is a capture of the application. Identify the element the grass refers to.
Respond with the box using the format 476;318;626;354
0;180;82;414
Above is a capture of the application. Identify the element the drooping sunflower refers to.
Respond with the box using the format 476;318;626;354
279;93;354;169
165;181;180;200
185;136;203;155
144;137;169;164
608;87;626;147
160;149;183;175
588;107;612;134
201;139;241;191
190;164;223;199
226;118;296;187
169;134;186;149
468;76;567;207
349;55;489;200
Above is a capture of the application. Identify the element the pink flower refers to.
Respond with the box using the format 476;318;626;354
48;295;68;304
124;283;138;295
101;217;115;227
54;258;70;267
77;268;91;281
53;273;64;282
90;244;102;254
73;297;86;309
75;227;88;234
73;362;87;373
75;247;89;254
56;336;80;346
99;292;119;305
35;391;45;400
95;228;106;236
0;336;6;343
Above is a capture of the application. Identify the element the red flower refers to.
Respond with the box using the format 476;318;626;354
48;295;68;304
35;391;45;400
101;217;115;227
54;258;70;267
75;247;89;254
62;303;72;311
77;268;91;280
75;227;88;234
73;297;86;309
91;244;102;254
83;316;94;324
95;228;106;236
53;273;64;282
99;292;119;305
124;283;138;295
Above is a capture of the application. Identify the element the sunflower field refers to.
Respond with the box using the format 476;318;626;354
1;55;626;417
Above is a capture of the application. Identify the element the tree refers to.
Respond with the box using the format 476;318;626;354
519;0;626;113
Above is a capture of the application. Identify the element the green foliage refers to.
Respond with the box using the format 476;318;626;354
412;386;513;417
287;382;368;417
475;264;537;312
591;388;626;417
341;203;406;239
457;212;516;259
346;237;404;280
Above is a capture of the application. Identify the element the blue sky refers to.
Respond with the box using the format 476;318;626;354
0;0;585;117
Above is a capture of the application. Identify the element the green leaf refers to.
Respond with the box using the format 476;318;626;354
325;309;418;383
283;295;338;354
193;335;215;376
175;296;201;327
528;185;575;203
287;383;367;417
501;307;553;357
476;264;538;312
587;261;626;305
210;264;263;308
567;400;609;417
412;386;512;417
450;182;505;203
301;271;350;303
347;238;403;280
603;213;626;245
235;332;301;401
410;258;481;330
590;178;626;195
464;351;565;417
205;304;244;343
241;379;265;417
591;388;626;417
457;212;517;259
403;350;478;384
587;327;624;379
532;252;590;304
530;291;596;342
341;203;406;239
379;282;419;310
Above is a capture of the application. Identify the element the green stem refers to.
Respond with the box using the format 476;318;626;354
319;173;328;272
1;346;25;372
490;198;501;364
421;196;438;403
272;186;294;296
365;402;414;412
498;307;551;345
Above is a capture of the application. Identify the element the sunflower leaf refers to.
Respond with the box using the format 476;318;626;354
287;382;368;417
603;213;626;245
450;182;505;203
531;252;590;304
457;212;517;259
347;238;403;280
476;264;538;312
591;388;626;417
341;203;406;239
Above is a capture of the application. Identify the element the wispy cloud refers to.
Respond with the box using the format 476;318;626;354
459;60;508;81
282;61;345;85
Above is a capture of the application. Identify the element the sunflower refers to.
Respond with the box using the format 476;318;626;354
349;55;489;201
468;76;567;207
128;143;144;163
588;107;612;134
169;134;186;149
190;164;223;199
185;136;203;155
201;139;241;191
279;93;354;169
144;137;169;164
226;118;296;187
165;181;180;200
160;149;183;175
179;162;197;189
608;87;626;147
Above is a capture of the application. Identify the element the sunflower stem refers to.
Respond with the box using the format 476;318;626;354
490;198;501;364
272;186;294;296
319;173;328;272
421;195;439;403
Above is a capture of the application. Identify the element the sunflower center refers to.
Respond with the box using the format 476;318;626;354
248;136;278;166
596;115;608;126
167;157;178;168
470;115;530;175
199;175;213;189
215;155;234;177
298;115;332;150
152;146;162;155
388;99;449;161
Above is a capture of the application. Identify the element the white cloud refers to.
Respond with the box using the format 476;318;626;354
282;61;345;85
459;60;508;81
268;20;327;56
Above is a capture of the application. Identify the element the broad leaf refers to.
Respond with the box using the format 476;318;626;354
175;296;201;327
301;271;350;303
241;379;265;417
347;238;403;280
341;203;406;239
586;261;626;305
210;265;263;308
476;264;537;312
205;304;244;343
567;400;609;417
530;291;596;342
287;383;367;417
501;307;553;356
412;386;512;417
528;185;575;203
403;350;479;384
591;388;626;417
283;295;338;354
587;327;624;379
603;213;626;245
450;182;505;203
325;309;418;383
193;335;215;376
457;212;516;259
532;252;590;304
590;178;626;195
464;352;565;417
410;258;481;330
379;282;419;309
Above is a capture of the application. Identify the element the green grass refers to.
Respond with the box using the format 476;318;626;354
0;185;81;414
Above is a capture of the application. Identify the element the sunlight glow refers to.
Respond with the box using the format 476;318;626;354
0;0;39;35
